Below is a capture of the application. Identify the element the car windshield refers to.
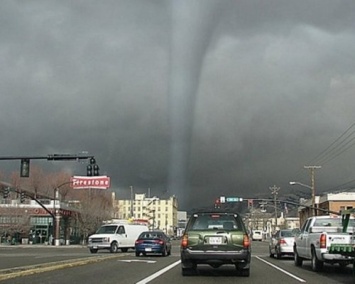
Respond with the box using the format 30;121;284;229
189;214;241;231
313;217;355;228
280;230;294;237
96;225;117;234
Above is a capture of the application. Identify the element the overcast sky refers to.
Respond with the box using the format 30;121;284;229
1;0;355;210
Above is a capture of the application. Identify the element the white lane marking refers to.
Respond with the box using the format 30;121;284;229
119;260;156;264
255;256;306;282
136;260;181;284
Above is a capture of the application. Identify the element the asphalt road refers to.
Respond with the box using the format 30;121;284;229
0;241;354;284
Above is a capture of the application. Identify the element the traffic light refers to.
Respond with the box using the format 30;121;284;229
214;198;221;208
248;199;254;208
87;157;100;176
89;157;96;165
3;187;10;198
93;164;100;176
20;192;26;203
87;164;93;176
20;158;30;177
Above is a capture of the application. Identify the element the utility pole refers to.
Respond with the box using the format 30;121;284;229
304;165;321;216
270;185;280;232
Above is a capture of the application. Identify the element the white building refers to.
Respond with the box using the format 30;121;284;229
112;193;178;235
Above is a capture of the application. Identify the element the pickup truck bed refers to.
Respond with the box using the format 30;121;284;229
294;215;354;272
328;209;355;276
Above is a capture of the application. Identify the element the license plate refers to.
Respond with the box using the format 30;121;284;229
208;237;222;244
145;248;152;252
93;246;97;249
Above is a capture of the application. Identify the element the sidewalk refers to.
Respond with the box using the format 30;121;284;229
0;243;86;248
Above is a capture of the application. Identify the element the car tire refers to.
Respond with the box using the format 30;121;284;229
269;247;274;258
339;262;349;268
90;249;98;254
294;248;303;267
311;247;323;272
121;248;128;252
276;247;282;259
237;267;250;277
135;251;140;257
110;242;119;253
162;247;167;257
181;267;196;276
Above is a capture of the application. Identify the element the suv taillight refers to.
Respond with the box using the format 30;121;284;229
320;233;327;249
181;234;188;248
278;238;287;246
243;234;250;248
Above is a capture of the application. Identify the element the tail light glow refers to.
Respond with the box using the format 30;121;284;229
243;234;250;248
135;240;144;245
320;234;327;249
181;234;189;248
155;240;164;245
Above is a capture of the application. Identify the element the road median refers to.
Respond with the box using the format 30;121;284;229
0;254;124;281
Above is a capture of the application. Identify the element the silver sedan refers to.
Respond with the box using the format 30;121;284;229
269;229;298;259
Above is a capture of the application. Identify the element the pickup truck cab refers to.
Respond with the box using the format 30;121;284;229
294;215;354;271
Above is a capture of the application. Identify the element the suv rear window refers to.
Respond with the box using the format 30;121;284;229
188;213;243;231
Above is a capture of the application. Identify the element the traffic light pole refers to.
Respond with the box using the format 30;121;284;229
0;153;96;177
53;181;73;246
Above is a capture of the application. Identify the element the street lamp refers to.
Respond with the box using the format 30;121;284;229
289;181;311;189
289;181;315;216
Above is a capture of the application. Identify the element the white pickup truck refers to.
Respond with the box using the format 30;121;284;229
294;215;354;272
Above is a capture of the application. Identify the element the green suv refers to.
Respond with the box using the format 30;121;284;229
180;211;251;276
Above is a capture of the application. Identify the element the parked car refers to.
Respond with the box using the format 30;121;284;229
180;210;251;276
269;229;297;259
135;230;172;257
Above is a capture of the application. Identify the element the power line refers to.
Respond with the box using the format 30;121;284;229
307;122;355;165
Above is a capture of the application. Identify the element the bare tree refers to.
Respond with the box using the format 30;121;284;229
46;171;72;200
2;166;114;244
0;206;31;243
72;189;113;244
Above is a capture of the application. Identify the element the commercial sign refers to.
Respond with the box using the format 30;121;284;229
70;176;110;189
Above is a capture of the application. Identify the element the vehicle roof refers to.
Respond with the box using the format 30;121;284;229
102;223;147;226
191;210;241;216
311;215;341;219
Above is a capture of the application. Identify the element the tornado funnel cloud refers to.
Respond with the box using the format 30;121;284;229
168;1;218;209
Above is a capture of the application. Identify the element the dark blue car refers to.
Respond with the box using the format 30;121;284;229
135;231;172;257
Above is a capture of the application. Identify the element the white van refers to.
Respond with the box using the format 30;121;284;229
252;230;263;241
88;223;148;253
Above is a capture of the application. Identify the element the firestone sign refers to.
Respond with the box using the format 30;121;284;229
70;176;110;189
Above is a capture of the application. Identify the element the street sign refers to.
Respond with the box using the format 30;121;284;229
70;176;110;189
226;197;242;202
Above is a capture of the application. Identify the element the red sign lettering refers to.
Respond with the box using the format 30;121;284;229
70;176;111;189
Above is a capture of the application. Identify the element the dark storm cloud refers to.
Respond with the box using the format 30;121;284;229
1;1;355;210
